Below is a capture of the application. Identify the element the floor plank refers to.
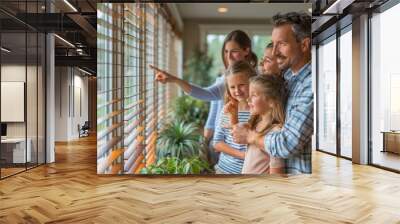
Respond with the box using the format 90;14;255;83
0;135;400;223
372;150;400;171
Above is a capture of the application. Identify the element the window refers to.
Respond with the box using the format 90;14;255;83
317;36;337;155
156;12;169;130
339;28;352;158
122;3;143;174
206;34;225;78
97;3;125;174
316;26;353;159
144;3;157;170
97;3;180;174
370;2;400;171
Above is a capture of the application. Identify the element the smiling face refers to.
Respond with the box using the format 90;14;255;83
259;47;280;76
226;72;250;103
224;41;249;67
248;82;271;116
271;24;304;71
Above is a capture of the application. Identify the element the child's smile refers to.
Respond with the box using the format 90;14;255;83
226;72;250;102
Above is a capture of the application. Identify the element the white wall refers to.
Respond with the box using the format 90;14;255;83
73;72;89;138
55;66;68;141
54;67;89;141
1;64;46;164
1;65;39;137
1;65;26;138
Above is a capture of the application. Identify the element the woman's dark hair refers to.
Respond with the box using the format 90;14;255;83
221;30;258;69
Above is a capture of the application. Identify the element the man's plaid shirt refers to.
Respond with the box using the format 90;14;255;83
264;62;313;174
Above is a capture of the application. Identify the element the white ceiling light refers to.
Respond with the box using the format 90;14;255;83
218;7;228;13
54;34;75;48
1;47;11;53
308;7;312;13
63;0;78;12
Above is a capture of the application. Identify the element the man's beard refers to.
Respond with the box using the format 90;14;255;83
276;54;290;71
278;60;291;71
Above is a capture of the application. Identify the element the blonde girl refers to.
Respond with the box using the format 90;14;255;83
212;60;257;174
242;75;286;174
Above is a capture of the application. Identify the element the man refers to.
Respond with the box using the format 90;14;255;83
259;42;281;76
232;12;313;174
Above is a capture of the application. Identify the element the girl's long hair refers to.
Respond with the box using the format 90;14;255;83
248;75;287;135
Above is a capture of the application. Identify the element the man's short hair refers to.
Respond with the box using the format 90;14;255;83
272;12;311;42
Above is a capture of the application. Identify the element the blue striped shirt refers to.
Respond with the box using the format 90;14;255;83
264;62;313;174
213;111;251;174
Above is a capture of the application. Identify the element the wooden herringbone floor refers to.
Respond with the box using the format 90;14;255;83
1;135;400;224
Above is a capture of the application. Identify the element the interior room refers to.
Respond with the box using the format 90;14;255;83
0;9;46;178
0;0;96;179
313;0;400;172
0;0;400;223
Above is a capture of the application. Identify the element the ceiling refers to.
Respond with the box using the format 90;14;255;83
1;33;44;59
311;0;389;43
176;3;312;20
0;0;96;14
0;0;97;73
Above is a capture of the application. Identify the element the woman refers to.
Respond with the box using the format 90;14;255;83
149;30;258;102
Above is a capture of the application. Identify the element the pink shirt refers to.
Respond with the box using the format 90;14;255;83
242;144;285;174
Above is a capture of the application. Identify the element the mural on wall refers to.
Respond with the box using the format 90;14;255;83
97;3;313;175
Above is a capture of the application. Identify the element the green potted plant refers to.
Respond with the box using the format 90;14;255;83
156;119;206;160
140;156;211;174
139;119;213;174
